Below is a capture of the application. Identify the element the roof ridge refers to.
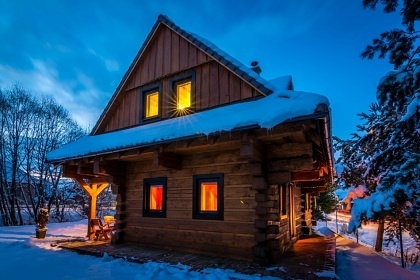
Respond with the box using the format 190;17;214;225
158;15;275;95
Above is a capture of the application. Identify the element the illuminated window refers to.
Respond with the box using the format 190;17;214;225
193;174;224;220
170;71;195;116
140;83;161;123
143;177;166;218
149;185;163;210
176;81;191;110
200;182;218;212
145;91;159;118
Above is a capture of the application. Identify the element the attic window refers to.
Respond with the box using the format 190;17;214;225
140;83;161;123
145;91;159;118
176;81;191;110
170;71;195;116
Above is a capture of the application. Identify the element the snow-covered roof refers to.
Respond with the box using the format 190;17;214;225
268;76;293;91
47;89;329;163
188;31;275;94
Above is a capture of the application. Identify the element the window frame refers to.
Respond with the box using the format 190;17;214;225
140;83;162;123
169;71;196;116
192;173;224;220
143;177;167;218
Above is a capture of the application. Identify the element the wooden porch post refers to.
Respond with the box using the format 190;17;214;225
74;178;109;239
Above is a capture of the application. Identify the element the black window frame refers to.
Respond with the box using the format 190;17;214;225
192;173;224;220
169;70;196;116
140;83;162;124
143;177;167;218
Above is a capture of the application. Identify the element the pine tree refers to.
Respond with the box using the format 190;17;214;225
343;0;419;251
315;184;339;219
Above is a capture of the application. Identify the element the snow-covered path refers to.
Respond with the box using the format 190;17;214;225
335;236;419;280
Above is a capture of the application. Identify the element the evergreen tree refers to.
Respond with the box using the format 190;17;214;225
315;184;339;219
341;0;419;251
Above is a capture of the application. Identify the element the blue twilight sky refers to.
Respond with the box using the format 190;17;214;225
0;0;401;139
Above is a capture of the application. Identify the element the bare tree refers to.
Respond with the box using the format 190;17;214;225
0;84;85;226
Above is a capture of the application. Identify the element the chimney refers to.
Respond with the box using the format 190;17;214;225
250;61;262;75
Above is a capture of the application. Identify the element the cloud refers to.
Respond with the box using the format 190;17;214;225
0;59;105;130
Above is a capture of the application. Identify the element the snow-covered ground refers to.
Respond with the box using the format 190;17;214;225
0;220;278;280
1;216;419;279
316;212;420;277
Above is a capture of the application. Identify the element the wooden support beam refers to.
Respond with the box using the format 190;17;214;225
88;175;126;185
240;134;264;162
119;148;149;158
104;152;121;160
73;177;114;239
63;165;96;178
153;150;182;170
267;172;291;185
208;135;219;145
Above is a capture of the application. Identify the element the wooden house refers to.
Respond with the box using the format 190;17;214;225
47;15;334;264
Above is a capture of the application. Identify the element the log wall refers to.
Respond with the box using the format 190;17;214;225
120;148;257;260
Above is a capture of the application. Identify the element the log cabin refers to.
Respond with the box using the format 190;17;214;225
47;14;334;265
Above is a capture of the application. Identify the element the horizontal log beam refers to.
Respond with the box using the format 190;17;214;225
63;165;98;178
299;180;326;188
291;170;320;181
267;157;313;172
301;187;327;194
267;142;313;159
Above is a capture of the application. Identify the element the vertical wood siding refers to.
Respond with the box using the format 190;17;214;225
98;25;263;134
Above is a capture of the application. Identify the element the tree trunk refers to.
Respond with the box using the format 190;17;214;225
375;218;384;252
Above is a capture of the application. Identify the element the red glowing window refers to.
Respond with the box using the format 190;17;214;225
143;177;166;218
193;174;224;220
150;185;163;210
200;182;218;212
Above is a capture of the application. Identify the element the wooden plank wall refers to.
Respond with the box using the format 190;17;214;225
121;148;257;260
98;24;262;133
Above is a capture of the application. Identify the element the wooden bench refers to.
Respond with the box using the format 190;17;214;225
89;218;113;241
104;216;116;228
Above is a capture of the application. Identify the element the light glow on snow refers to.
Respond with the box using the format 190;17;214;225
0;220;279;280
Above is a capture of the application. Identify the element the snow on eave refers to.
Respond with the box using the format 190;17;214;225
47;90;330;163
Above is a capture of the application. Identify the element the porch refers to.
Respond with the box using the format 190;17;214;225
57;233;336;279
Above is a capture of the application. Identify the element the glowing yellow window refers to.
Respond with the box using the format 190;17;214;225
176;81;191;110
149;185;163;210
200;182;218;212
145;91;159;118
